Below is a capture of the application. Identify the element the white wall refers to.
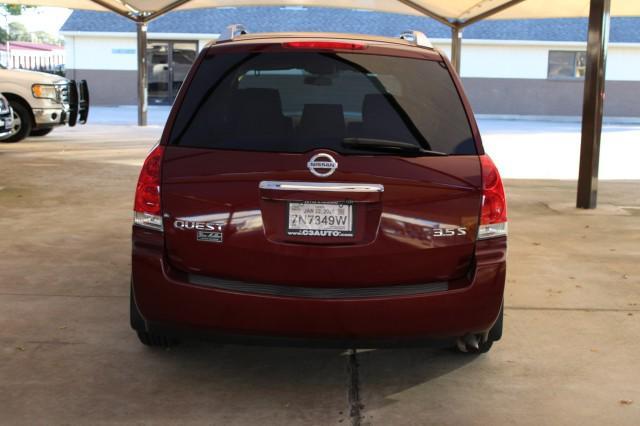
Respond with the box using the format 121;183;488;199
65;35;138;71
457;44;549;79
63;32;219;71
605;45;640;81
434;39;640;81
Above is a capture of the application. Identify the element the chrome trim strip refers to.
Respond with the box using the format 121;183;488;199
477;222;508;240
259;181;384;193
188;274;448;299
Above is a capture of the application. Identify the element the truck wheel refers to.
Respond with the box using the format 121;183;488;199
2;102;33;143
30;128;54;137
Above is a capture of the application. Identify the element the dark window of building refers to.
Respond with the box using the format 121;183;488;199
147;40;198;104
548;51;587;79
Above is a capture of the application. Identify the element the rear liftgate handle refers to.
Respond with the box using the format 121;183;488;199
258;181;384;193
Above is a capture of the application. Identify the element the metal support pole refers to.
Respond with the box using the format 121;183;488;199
451;26;463;74
576;0;611;209
136;21;148;127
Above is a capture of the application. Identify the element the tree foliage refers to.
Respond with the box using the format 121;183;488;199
1;4;34;43
1;4;35;15
8;21;28;41
1;6;61;45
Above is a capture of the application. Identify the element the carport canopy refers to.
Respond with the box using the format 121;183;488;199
10;0;640;19
8;0;640;209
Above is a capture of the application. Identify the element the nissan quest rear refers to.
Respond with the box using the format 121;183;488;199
130;30;507;353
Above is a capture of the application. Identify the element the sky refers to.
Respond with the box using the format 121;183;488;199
2;7;71;35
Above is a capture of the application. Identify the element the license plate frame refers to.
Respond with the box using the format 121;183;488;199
287;201;355;237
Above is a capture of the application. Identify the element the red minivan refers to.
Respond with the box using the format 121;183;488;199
130;31;507;353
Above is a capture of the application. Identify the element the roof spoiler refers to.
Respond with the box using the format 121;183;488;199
399;30;433;48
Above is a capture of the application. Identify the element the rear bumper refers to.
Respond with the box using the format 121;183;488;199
132;227;506;345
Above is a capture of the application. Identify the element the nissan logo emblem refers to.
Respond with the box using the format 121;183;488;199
307;153;338;177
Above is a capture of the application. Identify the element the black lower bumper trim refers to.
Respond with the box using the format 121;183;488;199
188;273;449;299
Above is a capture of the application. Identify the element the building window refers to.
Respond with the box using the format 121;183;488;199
548;51;587;79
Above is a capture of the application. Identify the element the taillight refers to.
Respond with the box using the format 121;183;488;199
133;144;164;231
282;41;367;50
478;155;507;240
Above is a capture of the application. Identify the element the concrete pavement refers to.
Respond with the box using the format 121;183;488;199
0;125;639;425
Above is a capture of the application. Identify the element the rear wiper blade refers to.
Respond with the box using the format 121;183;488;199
342;138;448;156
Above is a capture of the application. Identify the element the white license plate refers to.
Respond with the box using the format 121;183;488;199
287;202;354;237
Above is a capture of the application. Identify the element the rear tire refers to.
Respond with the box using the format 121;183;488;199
136;331;180;348
488;302;504;342
455;303;503;354
30;128;54;137
2;102;32;143
130;284;179;348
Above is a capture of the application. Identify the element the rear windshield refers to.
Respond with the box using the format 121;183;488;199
169;51;476;155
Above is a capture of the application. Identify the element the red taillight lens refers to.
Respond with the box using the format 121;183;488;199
283;41;367;50
480;155;507;224
133;145;164;231
479;155;507;240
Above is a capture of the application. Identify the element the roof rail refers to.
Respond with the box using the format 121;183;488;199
399;30;433;48
224;24;248;40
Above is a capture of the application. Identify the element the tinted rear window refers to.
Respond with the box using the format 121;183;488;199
170;51;476;155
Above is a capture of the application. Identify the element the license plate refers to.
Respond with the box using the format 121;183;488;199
1;119;9;130
287;202;354;237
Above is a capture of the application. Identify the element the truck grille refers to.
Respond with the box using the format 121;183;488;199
57;83;70;106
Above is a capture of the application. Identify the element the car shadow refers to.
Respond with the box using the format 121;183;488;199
353;347;478;412
134;338;477;416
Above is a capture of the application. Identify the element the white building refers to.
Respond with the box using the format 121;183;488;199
0;41;64;72
60;8;640;118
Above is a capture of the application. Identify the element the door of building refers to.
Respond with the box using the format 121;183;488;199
147;41;198;104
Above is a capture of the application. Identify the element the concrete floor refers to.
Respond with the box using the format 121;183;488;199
1;125;639;425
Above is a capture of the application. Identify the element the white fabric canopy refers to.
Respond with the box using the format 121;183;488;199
9;0;640;22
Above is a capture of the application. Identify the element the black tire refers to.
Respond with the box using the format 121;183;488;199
456;304;503;354
136;330;180;348
30;128;54;137
130;284;179;348
468;337;494;354
489;302;504;342
2;101;33;143
129;285;146;331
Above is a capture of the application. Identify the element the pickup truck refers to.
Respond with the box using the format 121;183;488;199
0;63;89;143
